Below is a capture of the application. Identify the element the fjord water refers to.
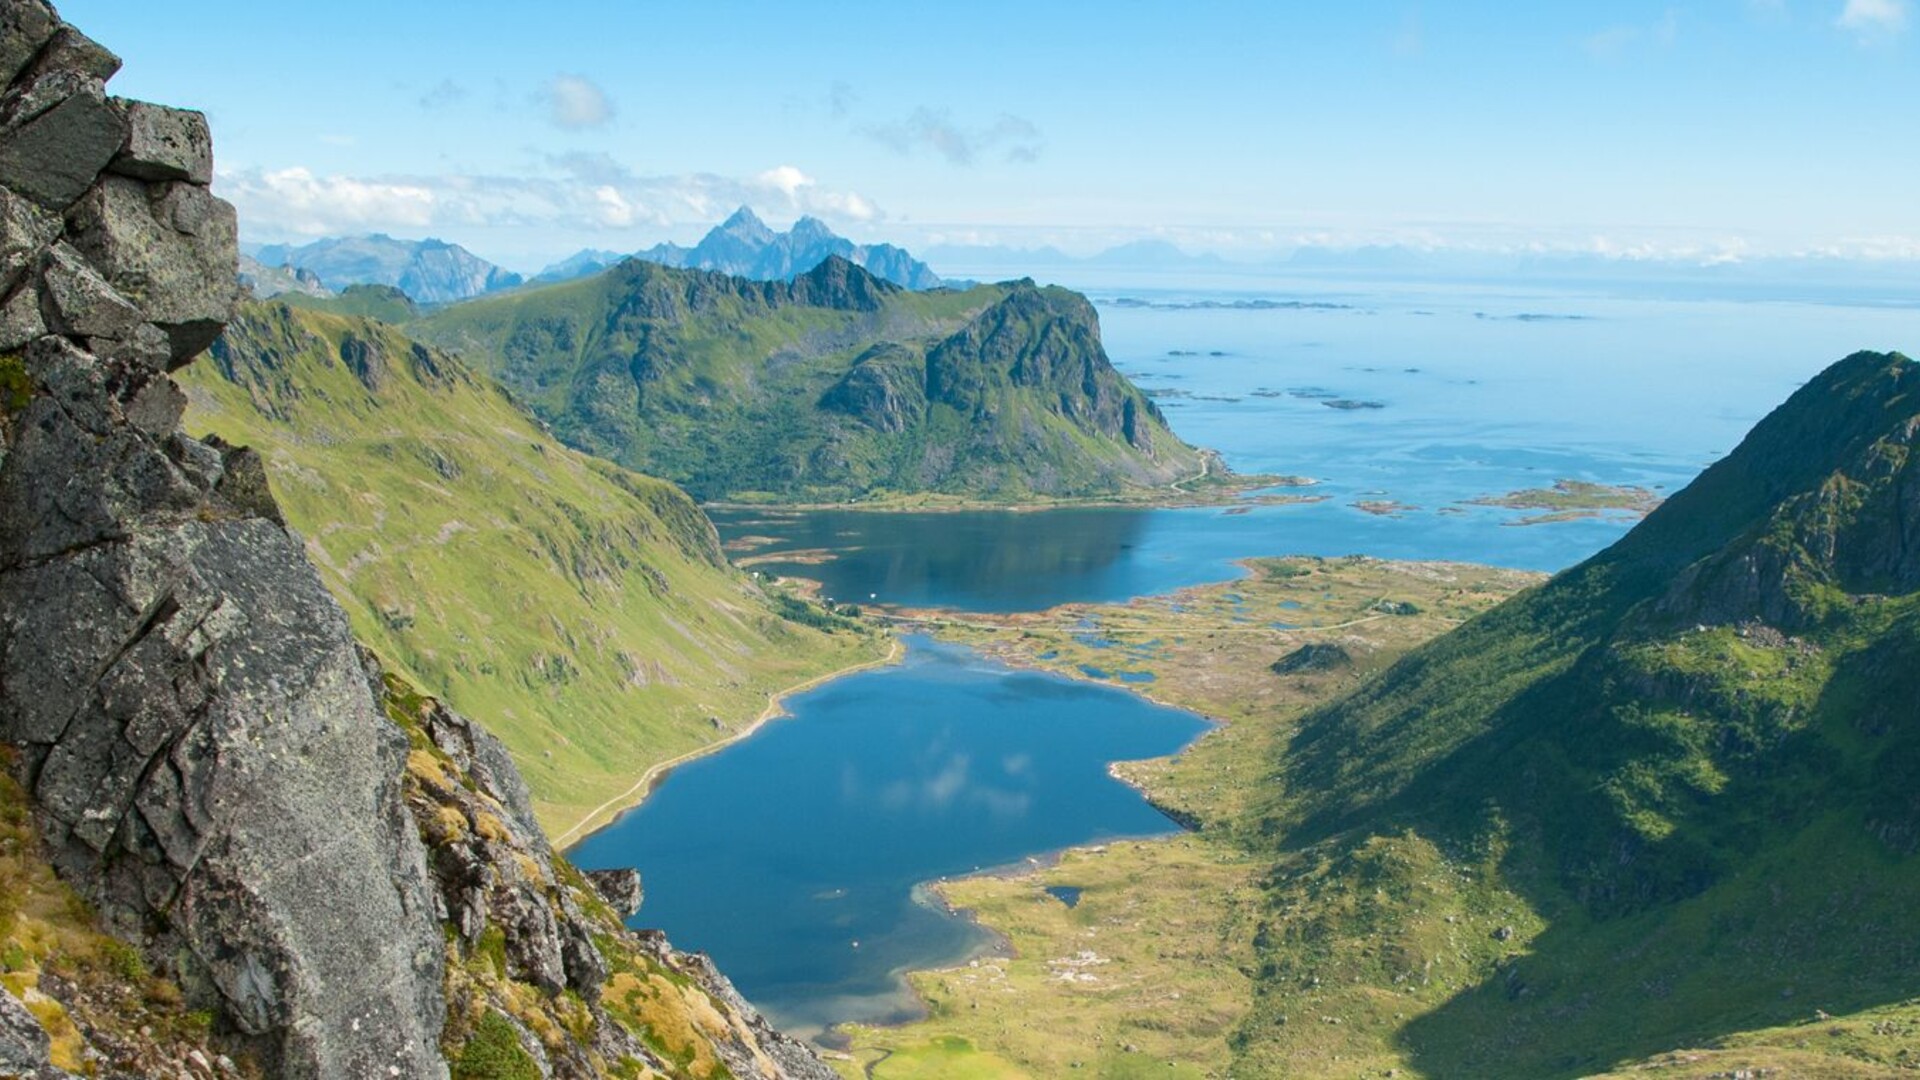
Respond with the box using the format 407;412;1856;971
716;277;1920;611
571;636;1208;1037
602;276;1920;1038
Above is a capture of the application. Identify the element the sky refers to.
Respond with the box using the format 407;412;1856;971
61;0;1920;273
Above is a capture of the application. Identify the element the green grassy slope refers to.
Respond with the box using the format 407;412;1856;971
1236;351;1920;1077
409;256;1204;502
180;301;883;835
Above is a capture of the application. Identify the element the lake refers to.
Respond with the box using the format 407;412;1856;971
715;283;1920;611
569;635;1211;1038
594;275;1920;1039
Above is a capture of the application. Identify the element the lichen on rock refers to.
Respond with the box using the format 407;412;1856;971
0;5;846;1078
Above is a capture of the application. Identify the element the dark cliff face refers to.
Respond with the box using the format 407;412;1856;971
0;6;839;1078
0;5;448;1076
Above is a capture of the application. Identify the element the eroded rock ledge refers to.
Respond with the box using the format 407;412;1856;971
0;3;835;1077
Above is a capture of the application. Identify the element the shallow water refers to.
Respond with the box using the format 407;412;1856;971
716;281;1920;609
606;277;1920;1038
570;636;1209;1036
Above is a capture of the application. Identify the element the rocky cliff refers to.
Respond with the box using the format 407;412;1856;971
414;257;1205;502
0;5;836;1077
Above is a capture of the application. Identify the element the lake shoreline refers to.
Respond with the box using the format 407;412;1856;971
700;471;1317;518
554;636;906;851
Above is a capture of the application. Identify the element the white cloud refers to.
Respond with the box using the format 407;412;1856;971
218;167;437;235
1838;0;1909;35
216;158;882;245
752;165;879;221
592;185;635;227
543;74;615;130
862;107;1044;166
755;165;812;199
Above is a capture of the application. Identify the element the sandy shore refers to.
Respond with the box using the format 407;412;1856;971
554;637;906;850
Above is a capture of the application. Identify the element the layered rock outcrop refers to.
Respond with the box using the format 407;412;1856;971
0;5;838;1078
0;5;446;1076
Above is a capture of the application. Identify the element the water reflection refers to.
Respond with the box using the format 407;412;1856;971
569;637;1208;1037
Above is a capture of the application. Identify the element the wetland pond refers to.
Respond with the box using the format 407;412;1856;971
570;635;1210;1037
578;276;1920;1039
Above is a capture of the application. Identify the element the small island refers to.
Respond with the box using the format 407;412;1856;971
1467;479;1664;525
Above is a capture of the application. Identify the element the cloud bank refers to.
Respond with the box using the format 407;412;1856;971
217;158;880;244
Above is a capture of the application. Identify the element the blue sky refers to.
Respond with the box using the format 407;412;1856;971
62;0;1918;271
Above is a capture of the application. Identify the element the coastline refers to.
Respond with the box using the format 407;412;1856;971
553;636;906;850
700;471;1317;518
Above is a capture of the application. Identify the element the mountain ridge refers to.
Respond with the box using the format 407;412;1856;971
182;299;882;833
251;232;523;303
538;205;947;290
1234;349;1920;1077
412;255;1207;503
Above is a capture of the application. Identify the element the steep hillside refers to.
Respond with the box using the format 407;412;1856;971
1235;351;1920;1077
181;301;882;834
0;5;849;1074
412;256;1204;502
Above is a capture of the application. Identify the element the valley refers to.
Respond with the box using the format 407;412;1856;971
4;5;1918;1075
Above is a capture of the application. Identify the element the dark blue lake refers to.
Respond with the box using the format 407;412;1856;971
569;636;1209;1037
713;281;1920;612
595;277;1920;1040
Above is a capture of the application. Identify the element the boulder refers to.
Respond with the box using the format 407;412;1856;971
21;23;118;82
0;186;57;294
0;59;129;211
585;867;646;917
0;1;59;89
111;99;212;183
38;240;139;339
64;175;237;364
0;280;44;350
0;986;75;1079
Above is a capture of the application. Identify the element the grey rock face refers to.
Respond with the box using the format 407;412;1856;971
66;175;238;364
111;99;212;184
0;987;61;1077
0;1;60;89
0;5;448;1077
0;71;126;210
584;867;644;918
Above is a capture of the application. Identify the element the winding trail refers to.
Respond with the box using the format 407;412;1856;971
554;637;905;849
1167;452;1213;493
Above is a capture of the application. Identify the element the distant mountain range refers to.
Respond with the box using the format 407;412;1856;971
237;252;331;299
535;207;947;290
248;234;524;304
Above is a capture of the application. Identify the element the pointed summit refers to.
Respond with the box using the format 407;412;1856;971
611;208;945;289
789;215;835;244
715;205;774;242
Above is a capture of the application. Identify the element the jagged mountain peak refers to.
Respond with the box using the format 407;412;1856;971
247;232;522;304
719;203;770;231
547;208;948;291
